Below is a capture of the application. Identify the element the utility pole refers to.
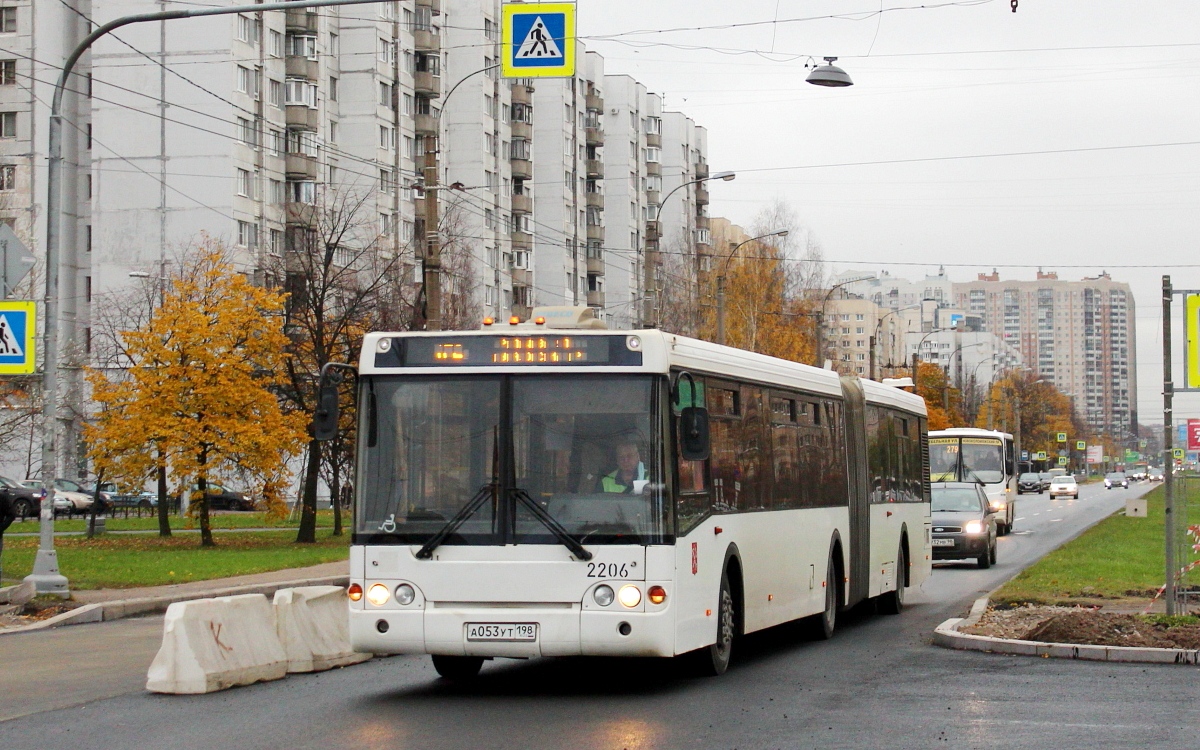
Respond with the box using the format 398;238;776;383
1163;275;1176;615
1012;387;1021;477
716;273;726;345
423;135;441;331
869;334;876;380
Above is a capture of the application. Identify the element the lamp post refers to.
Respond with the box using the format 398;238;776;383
910;327;955;381
870;303;923;380
26;0;390;597
716;229;788;345
814;278;864;368
643;170;735;328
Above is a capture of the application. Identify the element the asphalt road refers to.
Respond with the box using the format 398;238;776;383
3;480;1194;750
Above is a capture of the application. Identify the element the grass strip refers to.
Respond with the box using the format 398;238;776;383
0;530;350;590
993;482;1200;605
5;509;339;533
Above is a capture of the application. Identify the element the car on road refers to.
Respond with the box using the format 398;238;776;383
1148;467;1165;482
1017;472;1043;495
1104;472;1129;490
178;482;255;511
930;482;998;569
0;474;44;518
1049;475;1079;499
1037;471;1055;491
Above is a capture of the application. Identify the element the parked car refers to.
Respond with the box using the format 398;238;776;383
1049;475;1079;499
179;482;255;511
1037;472;1054;491
1017;472;1043;495
0;474;44;518
931;482;998;569
54;478;105;512
1104;472;1129;490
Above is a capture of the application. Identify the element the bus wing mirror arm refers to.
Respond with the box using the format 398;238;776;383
312;362;358;442
680;406;710;461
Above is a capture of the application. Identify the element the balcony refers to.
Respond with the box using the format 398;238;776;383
645;131;661;148
511;83;533;105
695;163;709;179
645;221;660;241
645;189;660;207
510;120;532;140
645;161;660;176
585;92;603;112
285;9;318;32
285;153;318;180
285;56;319;81
585;191;603;209
285;202;317;227
414;28;440;53
511;230;533;251
585;126;604;146
584;159;603;178
415;71;441;98
695;215;709;230
586;224;604;242
511;193;532;214
285;105;319;130
587;290;605;307
587;256;604;275
415;113;437;135
511;268;530;286
510;158;532;180
696;185;709;205
415;0;441;14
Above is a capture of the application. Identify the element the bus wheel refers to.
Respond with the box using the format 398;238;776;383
810;555;839;639
702;572;736;676
878;543;906;615
431;655;484;681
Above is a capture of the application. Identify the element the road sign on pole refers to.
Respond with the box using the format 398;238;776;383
1035;451;1047;461
501;3;576;79
1056;432;1067;442
1058;456;1068;466
1076;440;1086;451
0;224;35;298
0;300;35;374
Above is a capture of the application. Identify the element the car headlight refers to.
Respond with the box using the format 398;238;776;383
991;500;1006;511
964;520;984;535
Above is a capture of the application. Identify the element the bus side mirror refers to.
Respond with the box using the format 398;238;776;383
312;381;341;442
680;406;710;461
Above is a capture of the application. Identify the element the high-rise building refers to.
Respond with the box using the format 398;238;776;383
952;270;1136;437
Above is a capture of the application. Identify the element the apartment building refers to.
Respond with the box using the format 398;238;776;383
952;270;1137;437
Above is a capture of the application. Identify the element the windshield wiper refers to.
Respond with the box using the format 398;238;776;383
415;483;497;559
511;488;593;561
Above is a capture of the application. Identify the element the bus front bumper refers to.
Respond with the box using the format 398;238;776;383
349;603;676;659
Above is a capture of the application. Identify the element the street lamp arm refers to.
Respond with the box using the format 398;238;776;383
715;229;788;345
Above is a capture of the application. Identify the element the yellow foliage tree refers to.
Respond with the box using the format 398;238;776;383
87;241;307;546
914;361;962;430
976;372;1079;463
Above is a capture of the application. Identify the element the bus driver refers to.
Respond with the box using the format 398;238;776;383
602;441;646;494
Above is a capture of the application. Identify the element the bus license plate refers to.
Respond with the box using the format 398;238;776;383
466;623;538;642
932;538;955;547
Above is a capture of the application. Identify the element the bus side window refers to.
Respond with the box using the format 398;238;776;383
674;374;709;534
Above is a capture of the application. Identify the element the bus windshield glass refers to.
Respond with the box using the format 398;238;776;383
355;375;668;545
929;436;1006;485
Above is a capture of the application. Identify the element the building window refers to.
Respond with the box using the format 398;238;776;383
269;179;284;204
236;168;253;197
0;60;13;85
266;129;283;155
378;80;392;107
236;15;259;45
236;66;259;98
379;169;393;193
0;165;13;190
0;8;15;34
402;94;413;116
328;76;338;102
286;130;319;156
284;78;317;107
288;34;317;60
379;125;393;149
268;30;283;57
289;180;316;204
268;79;283;108
237;117;256;147
403;136;414;159
643;146;660;163
379;212;392;235
237;220;258;248
328;120;337;143
379;38;396;64
644;116;661;134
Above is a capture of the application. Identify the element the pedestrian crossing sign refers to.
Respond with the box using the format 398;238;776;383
501;3;576;79
0;300;35;374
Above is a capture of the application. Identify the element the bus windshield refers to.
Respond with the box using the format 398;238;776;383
355;374;668;545
929;436;1006;484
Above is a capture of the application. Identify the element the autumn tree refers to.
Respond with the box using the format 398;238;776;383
915;361;963;430
87;240;307;546
976;372;1078;458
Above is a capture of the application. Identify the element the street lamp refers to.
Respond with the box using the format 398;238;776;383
28;0;387;597
814;277;865;368
643;171;735;328
716;229;788;345
806;57;855;87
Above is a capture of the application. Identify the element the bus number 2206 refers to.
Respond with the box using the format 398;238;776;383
587;562;630;578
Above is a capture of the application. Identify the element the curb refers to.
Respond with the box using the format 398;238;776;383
933;597;1200;665
0;575;348;636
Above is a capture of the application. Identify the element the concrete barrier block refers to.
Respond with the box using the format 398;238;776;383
273;586;370;673
145;593;288;694
0;580;35;606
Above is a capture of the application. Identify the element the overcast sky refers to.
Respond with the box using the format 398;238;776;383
577;0;1200;426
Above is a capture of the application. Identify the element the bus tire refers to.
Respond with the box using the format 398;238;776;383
878;542;906;615
695;571;736;676
810;554;840;639
431;655;484;681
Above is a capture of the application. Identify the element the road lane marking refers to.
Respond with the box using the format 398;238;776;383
1050;518;1063;522
1015;517;1025;521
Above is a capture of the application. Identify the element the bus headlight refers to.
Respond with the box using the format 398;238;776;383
366;583;390;606
617;585;642;608
964;520;984;535
395;583;416;605
593;584;615;607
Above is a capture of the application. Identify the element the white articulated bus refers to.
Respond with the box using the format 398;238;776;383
317;310;931;678
928;428;1017;534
